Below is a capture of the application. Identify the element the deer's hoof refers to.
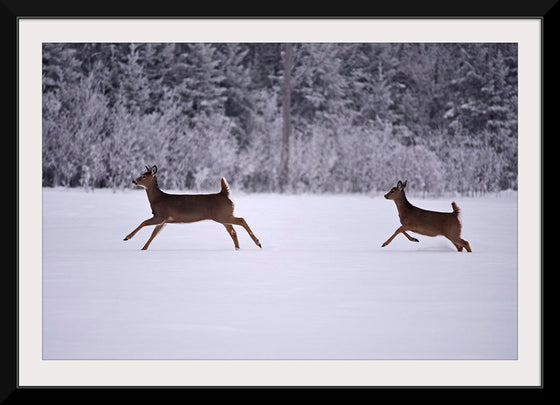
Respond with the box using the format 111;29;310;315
258;243;262;248
123;237;129;241
412;238;419;242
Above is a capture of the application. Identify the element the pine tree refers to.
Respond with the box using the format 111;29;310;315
291;43;350;123
218;44;254;149
179;43;227;119
118;43;152;115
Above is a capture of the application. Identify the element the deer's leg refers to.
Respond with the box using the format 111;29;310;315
452;242;463;252
124;217;161;241
402;231;419;243
223;224;240;250
448;236;472;253
229;217;262;248
460;238;472;252
382;226;407;247
141;223;166;250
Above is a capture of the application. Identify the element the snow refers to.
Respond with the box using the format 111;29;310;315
42;188;517;360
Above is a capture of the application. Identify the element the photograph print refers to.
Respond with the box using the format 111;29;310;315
42;42;518;360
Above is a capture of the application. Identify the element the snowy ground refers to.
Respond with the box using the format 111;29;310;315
42;188;517;360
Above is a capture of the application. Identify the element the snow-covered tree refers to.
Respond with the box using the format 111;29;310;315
42;42;518;195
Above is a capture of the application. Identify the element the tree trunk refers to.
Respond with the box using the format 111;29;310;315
280;43;292;192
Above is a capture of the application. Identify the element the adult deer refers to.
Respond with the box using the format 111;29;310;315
381;180;471;252
124;165;262;251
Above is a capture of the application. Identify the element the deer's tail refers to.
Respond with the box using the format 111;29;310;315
220;178;230;196
451;201;460;215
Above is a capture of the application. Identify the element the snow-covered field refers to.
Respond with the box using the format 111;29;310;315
42;188;517;360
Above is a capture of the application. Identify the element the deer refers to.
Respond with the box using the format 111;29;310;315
381;180;471;252
123;165;262;251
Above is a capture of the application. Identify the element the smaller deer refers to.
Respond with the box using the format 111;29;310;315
382;180;471;252
124;165;262;251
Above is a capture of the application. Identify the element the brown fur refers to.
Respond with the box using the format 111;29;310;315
382;180;471;252
124;166;261;250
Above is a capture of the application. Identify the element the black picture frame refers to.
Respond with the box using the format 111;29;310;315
6;0;552;398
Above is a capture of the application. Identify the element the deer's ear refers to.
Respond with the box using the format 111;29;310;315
151;165;158;175
397;180;403;189
402;180;407;189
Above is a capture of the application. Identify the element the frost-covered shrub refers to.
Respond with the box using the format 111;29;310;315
42;72;111;188
380;143;444;194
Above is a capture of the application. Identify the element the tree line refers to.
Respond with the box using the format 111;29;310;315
42;42;517;195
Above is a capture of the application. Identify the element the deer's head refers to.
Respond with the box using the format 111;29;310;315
132;165;158;189
384;180;407;200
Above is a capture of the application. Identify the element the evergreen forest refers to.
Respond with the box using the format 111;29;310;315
42;43;518;195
